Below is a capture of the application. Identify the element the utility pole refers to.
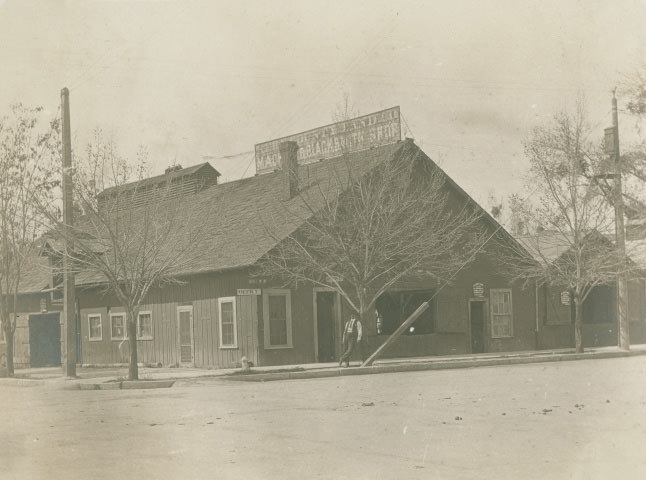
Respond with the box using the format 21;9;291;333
610;90;629;350
61;87;77;376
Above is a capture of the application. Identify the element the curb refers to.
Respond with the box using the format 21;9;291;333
222;349;646;382
0;378;46;387
67;379;175;391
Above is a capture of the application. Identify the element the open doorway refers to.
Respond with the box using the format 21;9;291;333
315;291;337;363
469;300;485;354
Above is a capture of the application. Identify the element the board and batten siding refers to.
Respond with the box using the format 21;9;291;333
78;270;260;368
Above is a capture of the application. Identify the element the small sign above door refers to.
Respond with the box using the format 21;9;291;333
560;291;571;306
472;283;484;298
237;289;261;296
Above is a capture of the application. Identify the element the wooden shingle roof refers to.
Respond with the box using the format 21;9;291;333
19;141;408;292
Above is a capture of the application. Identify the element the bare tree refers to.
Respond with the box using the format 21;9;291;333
256;143;484;338
46;132;210;380
617;70;646;224
500;102;630;353
486;192;535;235
0;104;59;375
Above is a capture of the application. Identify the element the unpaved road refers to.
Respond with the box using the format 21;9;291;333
2;356;646;479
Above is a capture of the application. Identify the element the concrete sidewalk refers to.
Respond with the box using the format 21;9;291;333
223;344;646;382
2;344;646;388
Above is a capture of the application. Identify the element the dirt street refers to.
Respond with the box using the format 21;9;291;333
2;356;646;479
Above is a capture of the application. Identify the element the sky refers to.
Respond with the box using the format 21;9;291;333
1;0;645;208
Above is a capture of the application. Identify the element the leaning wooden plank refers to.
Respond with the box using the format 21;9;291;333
361;301;430;367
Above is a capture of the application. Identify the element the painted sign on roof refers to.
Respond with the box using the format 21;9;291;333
255;106;401;174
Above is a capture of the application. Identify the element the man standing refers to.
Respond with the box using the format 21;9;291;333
339;313;362;367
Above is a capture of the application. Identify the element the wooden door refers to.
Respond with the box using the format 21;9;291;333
28;313;61;367
177;306;194;366
469;301;485;354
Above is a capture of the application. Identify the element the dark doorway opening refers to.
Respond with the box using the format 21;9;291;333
29;313;61;367
316;292;336;363
470;301;485;354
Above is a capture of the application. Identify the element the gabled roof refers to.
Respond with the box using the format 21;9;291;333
97;162;220;199
516;231;576;265
517;230;646;274
18;257;53;294
19;139;517;292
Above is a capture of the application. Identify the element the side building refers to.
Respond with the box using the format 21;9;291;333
518;231;646;350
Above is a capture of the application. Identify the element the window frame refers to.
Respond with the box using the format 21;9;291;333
137;311;153;341
490;288;513;338
88;313;103;342
375;290;435;336
218;296;238;349
262;289;293;349
110;312;127;341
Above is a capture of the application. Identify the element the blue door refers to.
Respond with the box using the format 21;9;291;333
29;313;61;367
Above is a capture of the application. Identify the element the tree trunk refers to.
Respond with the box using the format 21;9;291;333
1;306;14;376
5;327;14;376
127;313;138;380
359;310;371;363
574;297;583;354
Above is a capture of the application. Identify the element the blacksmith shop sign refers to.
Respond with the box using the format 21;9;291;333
255;106;402;174
472;283;484;298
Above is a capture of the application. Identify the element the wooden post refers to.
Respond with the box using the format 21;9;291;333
361;301;429;367
612;91;629;351
61;87;76;377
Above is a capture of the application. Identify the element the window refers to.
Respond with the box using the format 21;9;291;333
263;289;292;349
88;314;102;341
218;297;238;348
137;311;153;340
110;313;126;340
0;320;5;343
376;291;434;335
490;289;513;338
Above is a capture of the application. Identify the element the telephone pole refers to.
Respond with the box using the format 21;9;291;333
61;87;77;376
611;91;629;350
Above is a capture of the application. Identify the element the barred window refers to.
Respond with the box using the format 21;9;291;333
111;313;126;340
137;311;153;340
88;314;102;341
490;289;513;338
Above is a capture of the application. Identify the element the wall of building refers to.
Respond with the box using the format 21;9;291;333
77;270;260;368
12;261;639;370
538;279;646;350
346;250;538;361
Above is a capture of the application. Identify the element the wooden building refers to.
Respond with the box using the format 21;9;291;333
518;231;646;350
3;138;544;369
8;108;640;369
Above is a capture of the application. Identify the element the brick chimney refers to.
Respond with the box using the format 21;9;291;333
279;141;299;200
